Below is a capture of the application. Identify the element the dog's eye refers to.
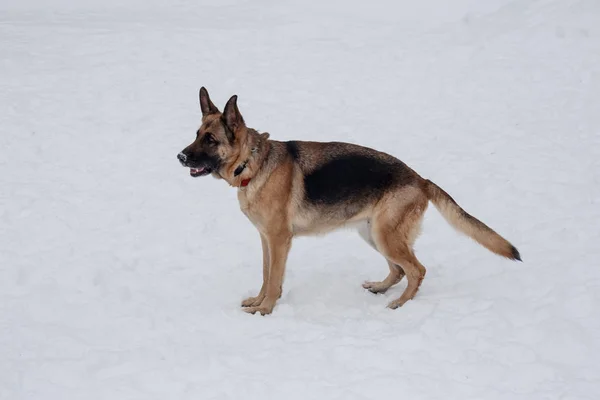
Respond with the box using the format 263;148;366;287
204;133;218;145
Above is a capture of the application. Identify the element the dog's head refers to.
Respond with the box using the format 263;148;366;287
177;87;247;178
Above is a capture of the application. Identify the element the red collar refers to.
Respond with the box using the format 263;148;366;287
240;178;251;187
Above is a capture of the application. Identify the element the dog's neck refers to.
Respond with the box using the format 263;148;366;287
233;150;255;187
228;129;270;188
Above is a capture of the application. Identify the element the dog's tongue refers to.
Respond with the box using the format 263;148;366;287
190;167;205;176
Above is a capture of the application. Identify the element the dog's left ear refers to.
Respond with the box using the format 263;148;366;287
222;95;245;141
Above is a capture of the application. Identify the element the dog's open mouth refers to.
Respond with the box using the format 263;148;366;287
190;167;211;177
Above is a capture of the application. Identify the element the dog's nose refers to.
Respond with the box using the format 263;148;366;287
177;152;187;164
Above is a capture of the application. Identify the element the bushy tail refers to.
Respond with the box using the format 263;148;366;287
425;179;521;261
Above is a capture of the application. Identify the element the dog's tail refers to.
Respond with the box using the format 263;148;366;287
425;179;521;261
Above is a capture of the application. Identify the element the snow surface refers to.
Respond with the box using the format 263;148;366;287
1;0;600;399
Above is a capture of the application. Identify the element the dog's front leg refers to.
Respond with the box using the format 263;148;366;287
243;230;292;315
241;233;270;307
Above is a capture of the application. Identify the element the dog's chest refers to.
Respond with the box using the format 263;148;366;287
237;189;252;213
237;188;264;226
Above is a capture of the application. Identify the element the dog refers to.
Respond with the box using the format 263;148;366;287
177;87;521;315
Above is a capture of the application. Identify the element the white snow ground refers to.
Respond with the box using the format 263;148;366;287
1;0;599;399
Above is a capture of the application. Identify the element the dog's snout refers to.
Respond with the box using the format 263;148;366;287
177;152;187;164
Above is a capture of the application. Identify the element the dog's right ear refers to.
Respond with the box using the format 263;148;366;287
199;87;219;116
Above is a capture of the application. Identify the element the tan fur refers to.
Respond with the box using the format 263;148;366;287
178;88;521;315
425;180;519;260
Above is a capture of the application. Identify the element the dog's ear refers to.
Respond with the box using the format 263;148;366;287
199;87;219;116
222;95;245;141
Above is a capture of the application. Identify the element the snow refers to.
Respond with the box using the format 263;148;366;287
1;0;599;399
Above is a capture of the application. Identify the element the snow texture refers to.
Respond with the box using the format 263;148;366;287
1;0;599;399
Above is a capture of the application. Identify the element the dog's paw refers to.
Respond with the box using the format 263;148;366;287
242;302;274;316
386;298;408;309
362;281;390;294
241;294;265;307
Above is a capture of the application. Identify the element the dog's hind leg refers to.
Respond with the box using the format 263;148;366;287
362;260;405;294
371;190;428;309
384;249;427;309
358;219;405;294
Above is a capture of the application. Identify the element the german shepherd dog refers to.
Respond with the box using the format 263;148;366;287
177;87;521;315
